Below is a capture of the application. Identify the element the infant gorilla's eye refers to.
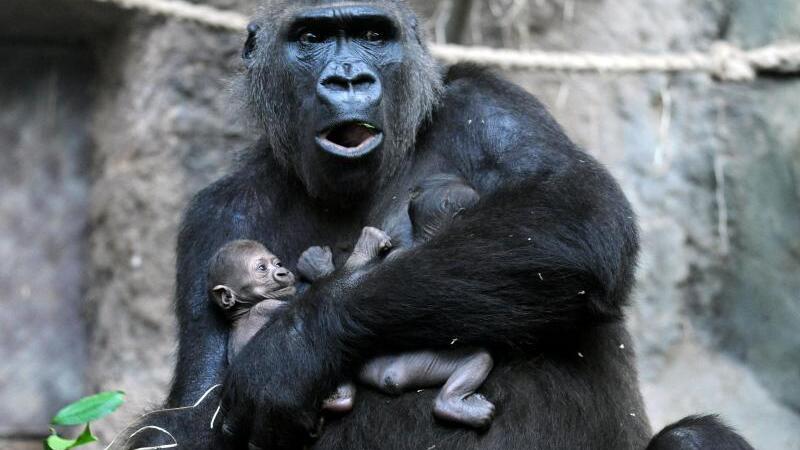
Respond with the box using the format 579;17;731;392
274;260;283;267
257;264;267;272
363;30;383;42
299;31;321;44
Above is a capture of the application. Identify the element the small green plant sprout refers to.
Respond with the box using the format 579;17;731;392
45;390;126;450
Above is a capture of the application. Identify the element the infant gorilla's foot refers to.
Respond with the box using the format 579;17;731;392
297;246;334;281
434;392;496;429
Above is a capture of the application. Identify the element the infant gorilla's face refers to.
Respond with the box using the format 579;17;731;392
241;248;296;299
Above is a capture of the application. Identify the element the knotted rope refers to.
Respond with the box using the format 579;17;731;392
89;0;800;81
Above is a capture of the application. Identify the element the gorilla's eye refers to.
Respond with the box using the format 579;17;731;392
257;264;267;272
299;32;322;45
363;30;383;43
274;260;283;267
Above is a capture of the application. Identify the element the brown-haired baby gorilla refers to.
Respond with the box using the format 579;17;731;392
208;240;296;363
208;240;358;414
298;173;494;429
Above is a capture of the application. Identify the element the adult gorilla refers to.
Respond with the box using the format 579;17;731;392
166;1;753;449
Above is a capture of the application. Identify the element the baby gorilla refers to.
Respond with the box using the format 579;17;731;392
208;240;297;364
209;240;362;415
298;174;495;429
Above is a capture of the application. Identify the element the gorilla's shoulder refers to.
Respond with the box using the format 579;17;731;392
436;63;569;154
440;63;554;125
443;63;494;84
443;63;537;100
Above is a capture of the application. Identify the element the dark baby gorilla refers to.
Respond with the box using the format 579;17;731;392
151;1;755;449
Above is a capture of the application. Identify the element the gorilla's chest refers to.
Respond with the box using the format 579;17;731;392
270;147;461;267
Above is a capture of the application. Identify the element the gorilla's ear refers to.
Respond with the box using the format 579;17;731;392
212;285;236;309
242;22;260;63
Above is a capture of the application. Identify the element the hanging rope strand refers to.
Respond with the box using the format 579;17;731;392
88;0;800;81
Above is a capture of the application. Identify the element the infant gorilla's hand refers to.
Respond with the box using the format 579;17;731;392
297;246;334;282
357;227;393;254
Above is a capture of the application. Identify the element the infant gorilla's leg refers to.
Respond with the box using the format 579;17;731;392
297;246;335;281
343;226;392;271
359;349;495;428
433;350;495;429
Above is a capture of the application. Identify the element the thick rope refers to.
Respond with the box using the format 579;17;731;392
89;0;800;81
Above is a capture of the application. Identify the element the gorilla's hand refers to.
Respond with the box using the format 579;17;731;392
218;312;337;450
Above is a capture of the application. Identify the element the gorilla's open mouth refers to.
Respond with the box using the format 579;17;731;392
316;122;383;158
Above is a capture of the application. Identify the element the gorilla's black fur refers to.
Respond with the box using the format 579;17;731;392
134;1;755;449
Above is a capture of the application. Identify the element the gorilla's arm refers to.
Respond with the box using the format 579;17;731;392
340;68;639;350
218;70;639;448
168;171;269;406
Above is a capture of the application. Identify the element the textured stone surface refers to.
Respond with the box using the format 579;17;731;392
0;46;92;437
84;18;250;440
0;439;42;450
1;0;798;448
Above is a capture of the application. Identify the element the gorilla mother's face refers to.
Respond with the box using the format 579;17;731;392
291;5;397;159
243;1;442;200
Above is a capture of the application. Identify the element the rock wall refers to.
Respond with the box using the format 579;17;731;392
1;1;797;448
0;45;93;438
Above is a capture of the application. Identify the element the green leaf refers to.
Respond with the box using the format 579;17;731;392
71;424;98;448
45;425;98;450
51;391;125;426
46;433;77;450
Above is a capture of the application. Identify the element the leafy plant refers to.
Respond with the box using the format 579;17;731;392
45;391;125;450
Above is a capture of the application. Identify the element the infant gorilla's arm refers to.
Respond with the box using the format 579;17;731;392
298;227;391;281
344;227;393;271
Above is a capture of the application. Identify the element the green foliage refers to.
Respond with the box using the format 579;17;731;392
45;391;126;450
45;425;96;450
52;391;126;426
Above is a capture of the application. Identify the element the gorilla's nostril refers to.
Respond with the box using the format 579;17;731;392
321;73;376;93
350;74;376;89
321;75;350;92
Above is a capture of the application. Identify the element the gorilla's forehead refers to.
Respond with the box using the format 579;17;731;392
266;0;398;8
291;4;392;21
264;0;401;17
256;1;408;37
286;0;395;5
